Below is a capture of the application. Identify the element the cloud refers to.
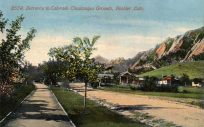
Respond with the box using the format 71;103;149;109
25;32;162;65
174;26;196;33
93;34;161;59
25;32;71;65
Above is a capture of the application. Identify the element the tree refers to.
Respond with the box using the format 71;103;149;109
48;36;102;111
180;73;190;86
0;10;36;95
22;61;44;84
141;76;158;91
39;60;68;85
48;45;81;82
72;36;102;110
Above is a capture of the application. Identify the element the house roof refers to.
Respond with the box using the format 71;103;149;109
163;76;172;80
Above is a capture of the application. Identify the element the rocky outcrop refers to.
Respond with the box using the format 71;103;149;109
187;38;204;59
167;35;184;54
131;50;153;69
130;26;204;73
99;26;204;73
156;42;167;59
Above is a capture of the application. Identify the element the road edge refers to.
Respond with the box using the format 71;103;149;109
50;89;76;127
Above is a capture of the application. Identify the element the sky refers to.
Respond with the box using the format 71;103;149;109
0;0;204;65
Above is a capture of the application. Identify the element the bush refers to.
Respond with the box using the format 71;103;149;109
130;85;137;90
0;84;35;120
139;76;158;91
155;85;178;92
138;84;178;92
90;82;99;88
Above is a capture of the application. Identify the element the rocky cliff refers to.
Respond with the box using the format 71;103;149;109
130;26;204;73
95;26;204;73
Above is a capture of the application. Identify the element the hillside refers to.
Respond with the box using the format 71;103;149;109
131;26;204;73
94;26;204;73
140;61;204;79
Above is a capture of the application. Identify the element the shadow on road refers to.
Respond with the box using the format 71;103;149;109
3;84;73;127
114;104;184;111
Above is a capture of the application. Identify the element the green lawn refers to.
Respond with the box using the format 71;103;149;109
178;86;204;94
99;85;204;99
140;61;204;79
0;84;35;120
52;88;148;127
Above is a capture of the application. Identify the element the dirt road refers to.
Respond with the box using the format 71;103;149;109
3;84;74;127
70;83;204;127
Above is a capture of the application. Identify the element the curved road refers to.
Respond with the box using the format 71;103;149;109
3;84;73;127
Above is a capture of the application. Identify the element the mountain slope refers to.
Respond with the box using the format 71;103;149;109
131;26;204;73
94;55;109;64
95;26;204;73
140;61;204;79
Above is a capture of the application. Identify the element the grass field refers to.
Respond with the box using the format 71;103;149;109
52;88;148;127
140;61;204;79
0;84;35;120
178;86;204;94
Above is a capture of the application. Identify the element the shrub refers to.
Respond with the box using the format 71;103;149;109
0;84;35;120
130;85;137;90
155;85;178;92
139;76;158;91
90;82;99;88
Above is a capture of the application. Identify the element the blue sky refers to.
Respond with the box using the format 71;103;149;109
0;0;204;65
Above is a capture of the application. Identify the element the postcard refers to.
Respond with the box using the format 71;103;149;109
0;0;204;127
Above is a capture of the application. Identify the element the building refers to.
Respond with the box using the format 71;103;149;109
98;73;114;86
119;71;144;85
157;75;179;86
192;82;202;87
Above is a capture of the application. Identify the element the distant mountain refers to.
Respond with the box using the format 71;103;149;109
94;26;204;73
94;55;109;64
155;26;204;62
131;26;204;73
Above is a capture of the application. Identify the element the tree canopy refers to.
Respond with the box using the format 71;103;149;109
0;10;36;95
46;36;103;84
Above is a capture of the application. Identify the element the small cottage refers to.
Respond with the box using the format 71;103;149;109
119;71;144;85
192;82;202;87
158;76;174;85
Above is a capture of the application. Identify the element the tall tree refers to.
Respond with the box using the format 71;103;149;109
72;36;101;110
180;73;190;86
0;10;36;95
48;36;102;110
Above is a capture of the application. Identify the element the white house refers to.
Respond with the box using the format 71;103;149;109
192;82;202;87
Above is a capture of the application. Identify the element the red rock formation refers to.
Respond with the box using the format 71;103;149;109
167;35;184;53
156;43;166;59
188;38;204;59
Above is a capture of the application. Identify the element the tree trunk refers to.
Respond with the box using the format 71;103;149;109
84;82;87;111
